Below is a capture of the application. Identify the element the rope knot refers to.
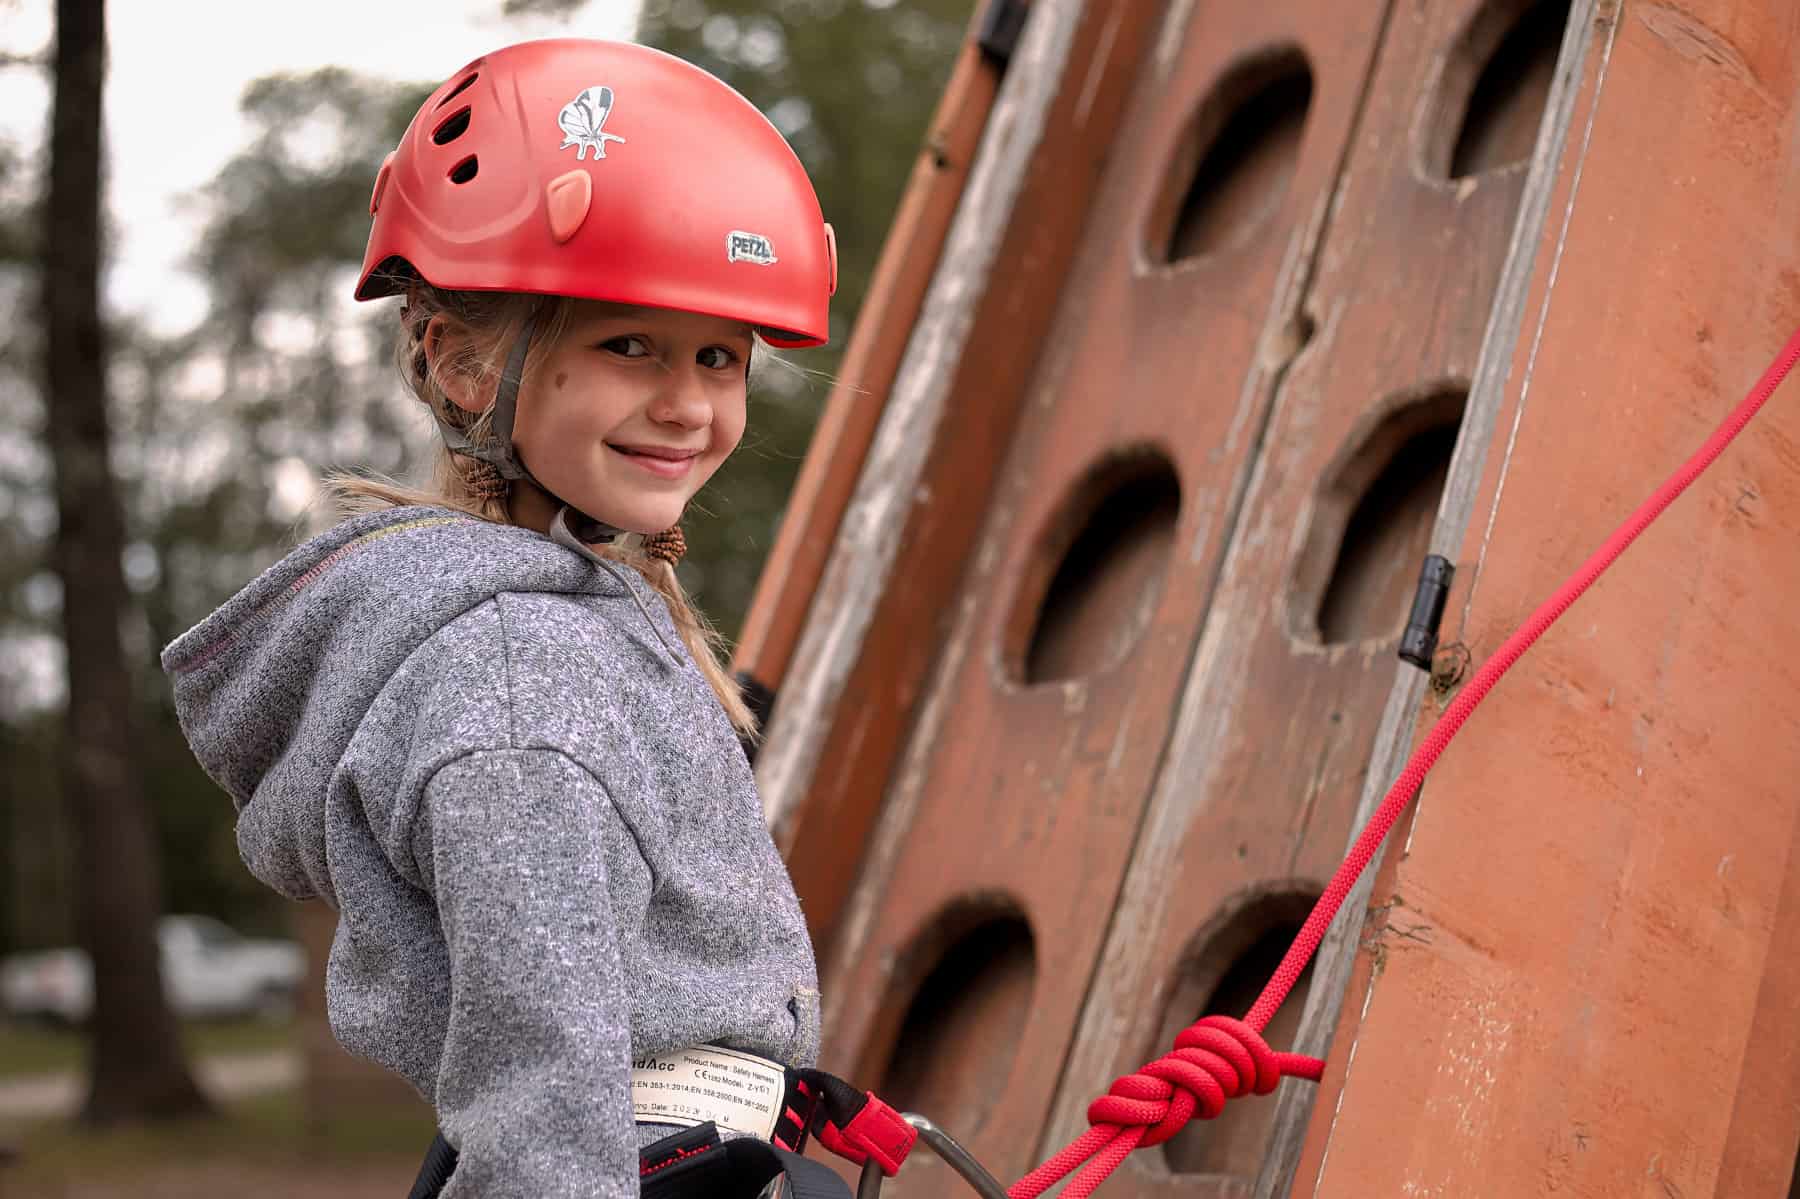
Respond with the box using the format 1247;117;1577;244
1085;1016;1283;1148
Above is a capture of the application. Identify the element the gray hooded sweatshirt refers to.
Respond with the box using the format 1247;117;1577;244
161;506;821;1198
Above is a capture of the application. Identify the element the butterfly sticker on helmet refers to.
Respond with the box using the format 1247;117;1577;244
558;86;627;161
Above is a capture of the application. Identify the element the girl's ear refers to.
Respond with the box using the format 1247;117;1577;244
423;314;487;415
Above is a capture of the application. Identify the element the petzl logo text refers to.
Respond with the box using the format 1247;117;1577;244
727;231;778;266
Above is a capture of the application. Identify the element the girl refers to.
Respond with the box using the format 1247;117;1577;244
162;38;862;1198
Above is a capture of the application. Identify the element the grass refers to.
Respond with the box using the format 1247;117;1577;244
2;1087;437;1192
0;1017;295;1079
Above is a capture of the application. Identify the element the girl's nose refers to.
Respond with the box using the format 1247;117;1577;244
649;367;715;429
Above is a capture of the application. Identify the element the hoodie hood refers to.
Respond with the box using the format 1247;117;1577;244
160;505;660;900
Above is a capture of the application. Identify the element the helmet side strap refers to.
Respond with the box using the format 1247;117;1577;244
430;305;539;481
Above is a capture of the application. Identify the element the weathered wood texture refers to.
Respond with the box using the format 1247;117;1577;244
1029;0;1605;1188
1033;1;1577;1194
1303;1;1800;1194
805;1;1413;1188
1281;0;1604;1189
732;19;1003;697
760;0;1171;955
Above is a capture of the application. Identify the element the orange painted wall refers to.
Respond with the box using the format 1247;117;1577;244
1298;2;1800;1194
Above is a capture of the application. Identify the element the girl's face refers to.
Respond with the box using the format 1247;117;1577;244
451;300;754;537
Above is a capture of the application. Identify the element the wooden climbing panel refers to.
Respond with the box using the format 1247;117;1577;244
757;0;1800;1195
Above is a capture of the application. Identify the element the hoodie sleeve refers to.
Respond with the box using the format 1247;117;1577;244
414;748;640;1199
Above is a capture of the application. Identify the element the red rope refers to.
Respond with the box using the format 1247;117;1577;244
1009;324;1800;1199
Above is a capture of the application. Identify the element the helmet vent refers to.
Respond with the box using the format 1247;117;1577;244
432;107;472;145
437;72;479;109
448;156;479;184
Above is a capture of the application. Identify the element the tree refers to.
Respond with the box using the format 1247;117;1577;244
119;70;432;937
0;42;54;956
40;0;207;1123
5;61;447;954
134;69;432;644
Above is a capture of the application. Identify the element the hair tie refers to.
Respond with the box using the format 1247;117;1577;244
643;525;686;567
465;460;510;501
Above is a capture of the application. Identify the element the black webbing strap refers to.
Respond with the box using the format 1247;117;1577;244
639;1122;850;1199
406;1131;457;1199
405;1122;852;1199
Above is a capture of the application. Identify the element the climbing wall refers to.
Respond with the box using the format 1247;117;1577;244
805;1;1392;1188
1296;0;1800;1193
1037;0;1569;1193
761;0;1568;1190
759;0;1800;1195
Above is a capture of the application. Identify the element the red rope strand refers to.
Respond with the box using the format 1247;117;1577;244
1009;324;1800;1199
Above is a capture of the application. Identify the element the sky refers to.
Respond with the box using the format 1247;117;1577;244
0;0;645;337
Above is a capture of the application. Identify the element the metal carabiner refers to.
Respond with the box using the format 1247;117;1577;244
855;1113;1009;1199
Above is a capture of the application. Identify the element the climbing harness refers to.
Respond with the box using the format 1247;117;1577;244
406;1058;920;1199
635;1121;853;1199
406;1122;855;1199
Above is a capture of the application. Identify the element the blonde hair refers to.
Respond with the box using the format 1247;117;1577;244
328;279;758;736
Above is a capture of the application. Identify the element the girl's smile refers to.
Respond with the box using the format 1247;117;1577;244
607;442;703;480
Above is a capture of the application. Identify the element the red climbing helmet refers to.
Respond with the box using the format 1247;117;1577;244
356;38;836;348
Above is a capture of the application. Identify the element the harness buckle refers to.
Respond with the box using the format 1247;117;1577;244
815;1089;915;1175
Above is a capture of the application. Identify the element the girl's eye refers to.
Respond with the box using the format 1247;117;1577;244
601;335;651;358
697;345;740;371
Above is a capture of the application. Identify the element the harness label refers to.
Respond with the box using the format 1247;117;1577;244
631;1045;785;1141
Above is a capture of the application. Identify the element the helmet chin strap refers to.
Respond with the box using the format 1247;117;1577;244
431;304;625;544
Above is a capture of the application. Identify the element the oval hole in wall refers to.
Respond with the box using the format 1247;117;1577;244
1148;47;1314;264
874;910;1037;1131
1294;388;1466;646
1161;891;1319;1180
1010;451;1180;686
1428;0;1570;180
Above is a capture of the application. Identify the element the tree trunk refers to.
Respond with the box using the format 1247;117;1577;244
41;0;209;1125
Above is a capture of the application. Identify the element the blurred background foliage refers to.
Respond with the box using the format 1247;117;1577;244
0;0;971;959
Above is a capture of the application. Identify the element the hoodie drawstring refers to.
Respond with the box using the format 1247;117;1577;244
547;507;682;670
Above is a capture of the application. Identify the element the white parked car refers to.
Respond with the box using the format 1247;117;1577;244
0;914;305;1024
